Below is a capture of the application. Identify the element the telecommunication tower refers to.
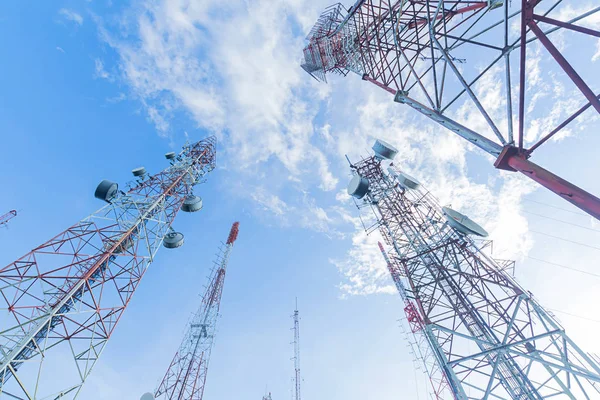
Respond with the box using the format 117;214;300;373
0;210;16;227
348;139;600;399
148;222;239;400
303;1;600;220
0;136;216;399
262;392;273;400
292;301;301;400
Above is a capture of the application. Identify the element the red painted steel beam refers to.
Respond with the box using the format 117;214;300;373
495;146;600;220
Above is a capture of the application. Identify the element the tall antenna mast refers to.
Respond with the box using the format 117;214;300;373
151;222;240;400
292;299;301;400
0;210;16;227
0;137;216;399
302;1;600;220
346;138;600;399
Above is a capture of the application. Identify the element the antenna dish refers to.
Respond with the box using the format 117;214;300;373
398;172;420;190
347;175;369;199
442;207;488;237
372;139;398;160
163;232;184;249
132;167;147;177
94;180;119;202
181;195;203;213
140;393;155;400
165;152;176;160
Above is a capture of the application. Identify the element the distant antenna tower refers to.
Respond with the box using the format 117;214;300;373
149;222;240;400
292;300;301;400
0;137;216;399
303;1;600;220
346;139;600;399
0;210;16;227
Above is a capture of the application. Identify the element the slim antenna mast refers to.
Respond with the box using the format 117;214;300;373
292;299;301;400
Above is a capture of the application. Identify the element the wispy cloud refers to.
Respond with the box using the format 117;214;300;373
56;46;65;53
59;8;83;26
94;58;109;79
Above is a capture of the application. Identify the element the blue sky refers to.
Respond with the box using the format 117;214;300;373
1;1;600;399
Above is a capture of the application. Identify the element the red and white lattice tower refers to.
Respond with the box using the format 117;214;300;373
152;222;239;400
348;139;600;399
303;1;600;220
0;211;17;228
0;136;216;399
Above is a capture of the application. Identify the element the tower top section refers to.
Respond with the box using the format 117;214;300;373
227;222;240;244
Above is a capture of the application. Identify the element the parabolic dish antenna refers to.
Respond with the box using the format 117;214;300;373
132;167;147;177
140;393;155;400
372;139;398;160
442;206;488;237
181;195;203;213
347;175;369;199
165;152;176;160
163;231;185;249
398;172;420;190
94;180;118;203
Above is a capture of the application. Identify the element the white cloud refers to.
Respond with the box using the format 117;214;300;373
94;58;110;79
59;8;84;26
331;220;395;297
251;188;291;217
56;46;65;53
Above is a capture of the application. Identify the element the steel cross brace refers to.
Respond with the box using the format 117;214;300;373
387;88;600;221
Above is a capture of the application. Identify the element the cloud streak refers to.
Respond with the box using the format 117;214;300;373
59;8;83;26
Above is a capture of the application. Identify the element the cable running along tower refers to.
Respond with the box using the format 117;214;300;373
302;1;600;220
292;302;301;400
152;222;239;400
348;139;600;399
0;136;216;399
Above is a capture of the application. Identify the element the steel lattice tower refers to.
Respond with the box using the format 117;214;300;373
0;136;216;399
378;241;456;399
347;140;600;399
292;302;301;400
262;392;273;400
0;210;17;228
303;1;600;220
153;222;240;400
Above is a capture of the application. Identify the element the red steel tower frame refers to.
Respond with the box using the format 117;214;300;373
302;1;600;219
